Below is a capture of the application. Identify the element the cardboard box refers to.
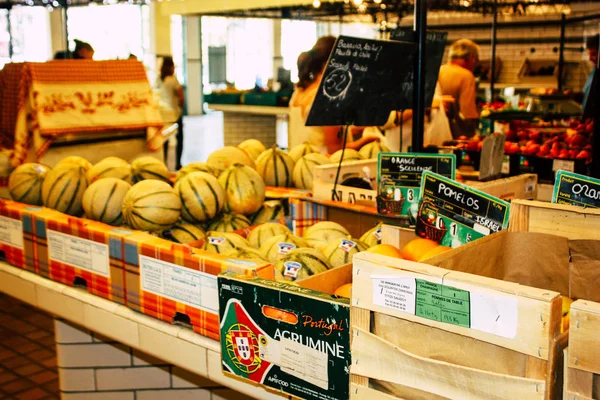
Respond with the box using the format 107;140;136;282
219;264;351;400
45;216;129;305
0;201;69;277
289;197;407;238
124;232;274;341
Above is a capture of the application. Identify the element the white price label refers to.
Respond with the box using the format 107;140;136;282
139;255;218;312
47;230;109;277
553;159;575;172
0;216;24;250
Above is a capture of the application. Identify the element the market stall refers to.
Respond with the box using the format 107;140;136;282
0;0;599;399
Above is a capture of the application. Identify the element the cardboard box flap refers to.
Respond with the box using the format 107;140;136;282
219;272;350;305
568;240;600;302
425;231;570;296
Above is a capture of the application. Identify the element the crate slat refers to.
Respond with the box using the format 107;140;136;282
509;200;600;240
351;326;545;400
569;301;600;375
350;383;406;400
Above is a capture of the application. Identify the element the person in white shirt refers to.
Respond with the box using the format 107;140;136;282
156;56;184;170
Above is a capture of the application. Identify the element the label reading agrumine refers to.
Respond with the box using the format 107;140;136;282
417;171;510;248
283;261;302;279
552;170;600;208
219;274;350;400
278;243;296;255
377;153;456;220
338;239;357;253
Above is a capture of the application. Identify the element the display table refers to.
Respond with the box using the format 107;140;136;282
208;104;290;148
0;262;285;399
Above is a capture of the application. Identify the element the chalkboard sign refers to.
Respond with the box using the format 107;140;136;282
552;170;600;208
306;36;417;127
390;29;448;109
377;153;456;219
417;171;510;248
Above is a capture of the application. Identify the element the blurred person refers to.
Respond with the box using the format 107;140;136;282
156;56;184;170
73;39;94;60
583;34;599;107
437;39;480;138
289;36;378;154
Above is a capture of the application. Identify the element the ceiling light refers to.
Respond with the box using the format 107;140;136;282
374;0;382;3
381;3;386;9
313;0;321;7
358;3;366;12
353;0;362;5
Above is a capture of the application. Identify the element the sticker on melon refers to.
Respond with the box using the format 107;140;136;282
339;239;357;253
209;237;226;245
277;243;296;255
283;261;302;279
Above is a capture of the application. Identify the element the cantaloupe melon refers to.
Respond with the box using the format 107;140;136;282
256;147;295;187
122;180;181;232
238;139;266;161
131;157;171;184
224;246;267;263
250;200;285;225
8;163;50;205
202;231;249;253
288;142;321;163
329;149;363;163
360;222;383;247
246;222;290;249
358;141;390;160
218;164;265;216
87;157;132;183
207;212;251;232
176;172;224;223
322;237;368;268
207;146;255;174
274;248;331;282
293;153;331;190
163;222;206;244
42;165;89;216
82;178;131;226
259;233;309;263
175;162;218;181
55;156;92;171
303;221;350;251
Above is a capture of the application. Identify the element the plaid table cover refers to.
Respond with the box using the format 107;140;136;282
0;60;165;167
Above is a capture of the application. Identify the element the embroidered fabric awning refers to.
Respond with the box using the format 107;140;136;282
0;60;165;167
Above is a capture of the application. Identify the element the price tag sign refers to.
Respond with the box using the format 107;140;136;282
306;36;417;127
377;153;455;220
552;170;600;208
417;171;510;248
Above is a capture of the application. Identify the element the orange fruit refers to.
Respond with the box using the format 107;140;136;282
334;283;352;298
401;238;439;262
418;245;452;262
366;244;403;258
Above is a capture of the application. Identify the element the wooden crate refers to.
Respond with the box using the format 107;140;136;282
313;159;377;206
466;173;538;201
566;300;600;400
350;235;566;400
509;200;600;240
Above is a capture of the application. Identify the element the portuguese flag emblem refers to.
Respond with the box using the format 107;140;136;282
221;299;273;382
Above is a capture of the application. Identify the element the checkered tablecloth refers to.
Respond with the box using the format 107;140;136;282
0;60;165;167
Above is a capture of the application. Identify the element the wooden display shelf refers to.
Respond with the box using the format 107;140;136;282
0;262;287;400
